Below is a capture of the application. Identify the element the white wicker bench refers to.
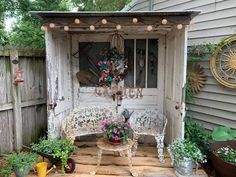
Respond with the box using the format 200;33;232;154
62;106;117;144
128;109;168;163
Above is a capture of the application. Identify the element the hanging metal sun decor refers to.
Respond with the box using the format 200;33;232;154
210;35;236;88
187;63;207;94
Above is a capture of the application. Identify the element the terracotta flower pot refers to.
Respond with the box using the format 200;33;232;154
210;140;236;177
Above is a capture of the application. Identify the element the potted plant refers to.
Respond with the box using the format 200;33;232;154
184;117;213;175
1;152;38;177
100;119;130;145
31;138;75;173
210;126;236;177
168;139;206;177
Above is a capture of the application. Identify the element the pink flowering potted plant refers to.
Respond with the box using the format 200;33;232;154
101;119;131;145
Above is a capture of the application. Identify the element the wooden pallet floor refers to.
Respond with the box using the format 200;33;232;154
27;141;207;177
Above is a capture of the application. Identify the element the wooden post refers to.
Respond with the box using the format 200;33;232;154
10;49;23;151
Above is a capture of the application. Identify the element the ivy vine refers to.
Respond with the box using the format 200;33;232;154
185;43;216;102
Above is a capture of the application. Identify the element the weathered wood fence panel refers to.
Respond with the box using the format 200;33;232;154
0;49;47;153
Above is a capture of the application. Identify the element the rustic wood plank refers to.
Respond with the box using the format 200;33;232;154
0;49;45;57
75;146;170;158
24;144;207;177
72;155;172;168
0;57;7;105
10;49;23;151
75;164;176;176
0;111;14;153
0;99;46;112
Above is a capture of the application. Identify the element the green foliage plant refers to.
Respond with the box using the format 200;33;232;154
185;78;194;102
187;44;217;61
168;139;207;165
212;126;236;141
72;0;131;11
1;152;38;177
184;116;211;158
31;138;75;173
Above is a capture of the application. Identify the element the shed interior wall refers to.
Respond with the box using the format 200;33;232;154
45;24;187;144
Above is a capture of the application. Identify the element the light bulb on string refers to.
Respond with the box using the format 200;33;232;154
41;25;47;31
189;20;194;25
101;19;107;25
116;24;122;30
161;18;168;25
74;18;80;24
147;25;153;31
177;24;183;30
49;23;55;28
132;18;138;24
89;25;95;31
64;26;69;31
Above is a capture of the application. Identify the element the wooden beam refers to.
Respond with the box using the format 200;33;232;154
0;49;45;57
0;99;46;112
10;49;23;151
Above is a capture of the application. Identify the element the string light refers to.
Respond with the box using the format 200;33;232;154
116;24;122;30
49;23;55;28
190;20;194;25
41;26;47;31
101;19;107;25
177;24;183;30
44;19;185;32
89;25;95;31
64;26;69;31
161;18;168;25
74;18;80;24
147;25;153;31
132;18;138;24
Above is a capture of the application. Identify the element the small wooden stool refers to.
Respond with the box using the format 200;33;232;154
90;138;136;176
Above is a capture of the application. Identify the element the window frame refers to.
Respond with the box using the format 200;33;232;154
77;33;164;96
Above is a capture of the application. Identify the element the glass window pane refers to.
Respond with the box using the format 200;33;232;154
79;42;110;87
148;39;158;88
124;40;134;87
136;39;146;88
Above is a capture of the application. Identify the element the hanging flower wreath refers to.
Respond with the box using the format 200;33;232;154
97;48;128;86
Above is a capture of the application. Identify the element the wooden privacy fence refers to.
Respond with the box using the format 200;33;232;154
0;48;47;153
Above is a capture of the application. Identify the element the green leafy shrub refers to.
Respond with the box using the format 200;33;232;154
184;116;211;158
31;138;75;173
168;139;207;165
1;152;38;177
185;78;194;102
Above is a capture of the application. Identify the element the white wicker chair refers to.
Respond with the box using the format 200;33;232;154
128;109;168;163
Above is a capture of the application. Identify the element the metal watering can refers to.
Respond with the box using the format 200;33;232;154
36;162;56;177
122;108;134;122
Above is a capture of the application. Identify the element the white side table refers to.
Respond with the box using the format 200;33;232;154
90;138;136;176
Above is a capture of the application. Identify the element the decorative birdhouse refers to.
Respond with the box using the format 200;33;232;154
15;70;24;83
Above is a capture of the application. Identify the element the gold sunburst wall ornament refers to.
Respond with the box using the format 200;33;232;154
210;35;236;88
187;63;207;94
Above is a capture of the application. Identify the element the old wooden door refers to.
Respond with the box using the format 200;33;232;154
71;34;164;115
164;28;187;144
46;31;72;137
